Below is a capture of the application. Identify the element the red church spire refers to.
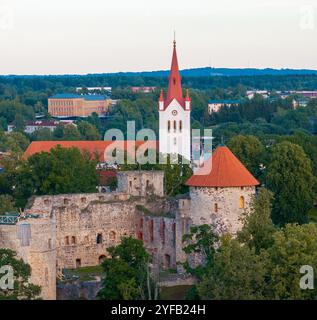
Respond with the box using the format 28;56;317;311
166;40;183;105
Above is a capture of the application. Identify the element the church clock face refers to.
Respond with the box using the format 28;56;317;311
172;110;178;116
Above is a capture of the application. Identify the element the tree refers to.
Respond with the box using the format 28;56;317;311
238;188;276;253
182;224;218;280
77;121;100;140
0;249;41;300
197;237;269;300
0;131;29;153
0;195;16;214
98;237;157;300
227;135;265;178
13;146;98;208
265;223;317;300
266;141;316;225
62;124;81;140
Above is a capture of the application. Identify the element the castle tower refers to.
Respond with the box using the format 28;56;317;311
185;145;260;235
158;40;191;162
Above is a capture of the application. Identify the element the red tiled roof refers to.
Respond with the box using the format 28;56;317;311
23;140;159;162
186;145;260;187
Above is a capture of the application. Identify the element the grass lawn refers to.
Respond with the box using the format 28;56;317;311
308;207;317;223
63;265;104;282
160;285;193;300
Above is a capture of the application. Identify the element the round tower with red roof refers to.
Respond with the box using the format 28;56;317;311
158;40;191;161
185;145;260;235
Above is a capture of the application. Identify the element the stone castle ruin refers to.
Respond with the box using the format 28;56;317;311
0;145;259;300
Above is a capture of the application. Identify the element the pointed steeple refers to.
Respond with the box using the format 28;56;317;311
166;40;183;105
159;89;164;101
185;89;191;101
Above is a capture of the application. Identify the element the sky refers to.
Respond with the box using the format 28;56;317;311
0;0;316;75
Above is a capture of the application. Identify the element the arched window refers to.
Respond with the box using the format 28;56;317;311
71;236;76;245
173;120;177;131
239;196;245;209
96;233;103;244
109;231;116;241
65;236;69;245
214;203;218;213
48;239;52;249
179;120;182;132
167;121;171;132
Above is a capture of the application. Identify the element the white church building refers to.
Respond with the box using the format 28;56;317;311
158;40;191;162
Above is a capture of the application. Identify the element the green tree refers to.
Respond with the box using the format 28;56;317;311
0;249;41;300
62;124;81;140
265;223;317;300
13;146;98;208
98;237;157;300
197;237;269;300
77;121;100;140
266;141;316;225
227;135;265;178
0;195;16;214
238;188;276;252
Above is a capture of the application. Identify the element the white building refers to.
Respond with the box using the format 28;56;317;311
208;100;241;114
7;120;75;134
158;41;191;162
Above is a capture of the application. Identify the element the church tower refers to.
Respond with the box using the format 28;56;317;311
158;40;191;162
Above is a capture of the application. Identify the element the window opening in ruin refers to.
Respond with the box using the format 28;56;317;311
97;233;103;244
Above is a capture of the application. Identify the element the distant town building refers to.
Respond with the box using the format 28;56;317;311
208;100;241;114
76;87;112;93
131;86;157;93
246;90;269;99
7;120;74;134
48;94;112;118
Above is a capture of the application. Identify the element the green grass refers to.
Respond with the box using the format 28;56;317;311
160;285;193;300
308;207;317;223
63;265;104;282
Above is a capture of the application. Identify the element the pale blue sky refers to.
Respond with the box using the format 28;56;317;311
0;0;316;74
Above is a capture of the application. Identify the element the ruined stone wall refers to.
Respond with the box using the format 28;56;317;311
188;186;256;235
137;214;176;271
117;171;165;197
0;217;56;300
28;193;138;270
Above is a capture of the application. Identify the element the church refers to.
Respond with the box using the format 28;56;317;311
0;41;260;300
158;40;191;162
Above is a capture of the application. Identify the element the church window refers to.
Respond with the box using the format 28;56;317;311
173;120;177;131
239;196;245;209
65;236;69;245
71;236;76;245
214;203;218;213
179;120;182;132
167;121;171;132
48;239;52;249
